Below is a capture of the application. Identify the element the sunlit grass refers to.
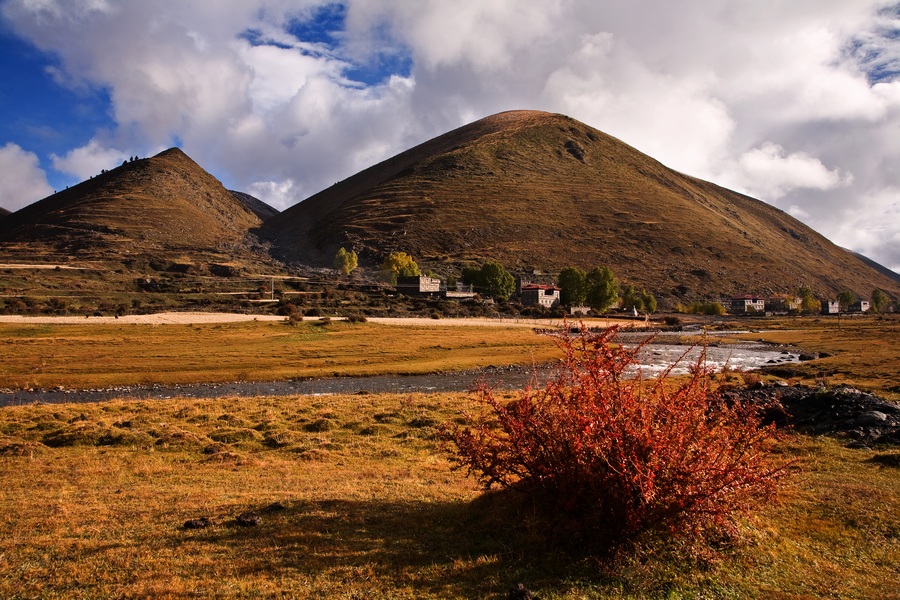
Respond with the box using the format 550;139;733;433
732;315;900;399
1;393;898;598
0;320;561;389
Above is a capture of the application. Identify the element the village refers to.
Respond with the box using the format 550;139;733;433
394;273;885;316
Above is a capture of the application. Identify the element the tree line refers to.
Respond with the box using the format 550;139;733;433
335;247;895;314
334;248;654;313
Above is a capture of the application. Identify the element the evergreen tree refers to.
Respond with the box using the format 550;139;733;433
478;261;515;300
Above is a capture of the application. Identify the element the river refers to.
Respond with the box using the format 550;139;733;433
0;342;798;406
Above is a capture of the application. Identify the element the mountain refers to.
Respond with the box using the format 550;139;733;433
264;110;900;300
0;148;277;271
0;207;10;219
230;190;280;222
850;251;900;285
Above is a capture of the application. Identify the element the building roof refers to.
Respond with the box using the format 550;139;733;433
522;284;560;291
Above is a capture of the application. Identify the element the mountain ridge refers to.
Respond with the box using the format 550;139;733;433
263;110;900;300
0;147;277;271
0;111;896;303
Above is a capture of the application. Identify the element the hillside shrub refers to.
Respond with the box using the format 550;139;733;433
442;326;790;554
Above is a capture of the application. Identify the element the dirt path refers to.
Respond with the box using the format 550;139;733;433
367;316;652;328
0;313;653;328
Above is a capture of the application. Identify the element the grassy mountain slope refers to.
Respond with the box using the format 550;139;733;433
0;148;276;270
265;110;899;300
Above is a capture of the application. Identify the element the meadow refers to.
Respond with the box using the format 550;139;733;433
0;319;562;390
1;315;898;598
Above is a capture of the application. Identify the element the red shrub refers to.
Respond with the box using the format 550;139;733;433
442;326;791;551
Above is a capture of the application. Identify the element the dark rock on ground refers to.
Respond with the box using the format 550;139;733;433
723;384;900;446
866;453;900;468
183;517;211;529
234;511;261;527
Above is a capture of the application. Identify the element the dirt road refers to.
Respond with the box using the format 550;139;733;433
0;313;652;328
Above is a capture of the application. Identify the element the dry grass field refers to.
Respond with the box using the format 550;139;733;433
1;392;898;599
0;315;898;598
731;314;899;400
0;319;561;390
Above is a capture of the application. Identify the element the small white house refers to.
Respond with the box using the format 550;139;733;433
850;300;870;313
730;295;765;314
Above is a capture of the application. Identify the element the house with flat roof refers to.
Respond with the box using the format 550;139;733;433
730;295;765;314
396;275;441;296
521;284;561;308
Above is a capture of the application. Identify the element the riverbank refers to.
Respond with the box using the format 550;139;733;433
0;342;798;406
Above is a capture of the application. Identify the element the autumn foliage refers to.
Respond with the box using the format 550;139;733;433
443;326;791;552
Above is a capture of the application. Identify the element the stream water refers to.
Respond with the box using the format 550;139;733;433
0;342;798;407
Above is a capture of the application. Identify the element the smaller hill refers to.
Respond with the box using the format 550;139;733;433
0;148;278;271
230;191;280;222
0;207;9;219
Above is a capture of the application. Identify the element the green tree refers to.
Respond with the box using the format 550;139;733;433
460;266;480;288
333;247;358;275
640;289;657;313
381;252;421;284
557;267;587;306
871;288;889;313
620;285;642;312
463;261;515;300
585;266;619;313
798;287;821;315
684;301;726;315
837;290;858;312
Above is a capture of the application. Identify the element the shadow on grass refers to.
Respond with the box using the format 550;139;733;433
178;491;610;597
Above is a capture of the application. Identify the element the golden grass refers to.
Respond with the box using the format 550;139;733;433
729;315;900;399
0;320;561;389
1;393;898;599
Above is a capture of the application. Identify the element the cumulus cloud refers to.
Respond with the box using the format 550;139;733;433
0;143;53;210
1;0;899;269
51;138;129;180
721;143;853;201
829;187;900;272
247;179;300;212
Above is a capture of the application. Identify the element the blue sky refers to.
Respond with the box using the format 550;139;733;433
1;0;898;272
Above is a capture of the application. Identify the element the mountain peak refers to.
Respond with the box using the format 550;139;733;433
263;111;900;300
0;146;275;266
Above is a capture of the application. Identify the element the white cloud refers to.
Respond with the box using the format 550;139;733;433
0;143;53;210
247;179;300;212
51;139;128;180
345;0;564;72
2;0;899;270
721;142;853;201
828;186;900;272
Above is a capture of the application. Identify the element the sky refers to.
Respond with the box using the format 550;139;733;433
1;1;898;272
